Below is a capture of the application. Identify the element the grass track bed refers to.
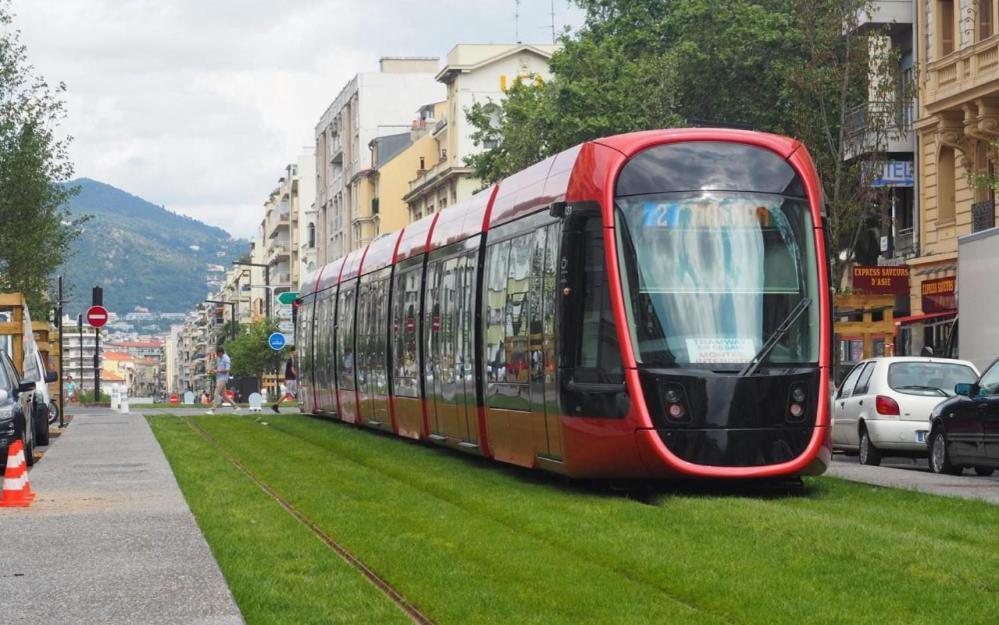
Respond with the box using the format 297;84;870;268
151;413;999;625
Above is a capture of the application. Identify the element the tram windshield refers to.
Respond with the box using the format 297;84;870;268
615;192;820;369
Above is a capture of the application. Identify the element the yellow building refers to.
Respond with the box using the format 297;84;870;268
913;0;999;352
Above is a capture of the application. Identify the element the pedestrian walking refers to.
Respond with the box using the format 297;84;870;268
208;345;239;414
272;347;297;413
65;375;77;403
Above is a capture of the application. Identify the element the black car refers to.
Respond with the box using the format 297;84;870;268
0;350;38;470
927;358;999;476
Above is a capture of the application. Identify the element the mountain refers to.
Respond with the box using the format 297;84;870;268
58;178;249;320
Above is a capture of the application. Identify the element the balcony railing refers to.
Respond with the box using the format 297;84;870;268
845;100;914;137
972;200;996;233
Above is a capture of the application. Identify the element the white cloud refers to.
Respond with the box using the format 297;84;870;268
12;0;583;239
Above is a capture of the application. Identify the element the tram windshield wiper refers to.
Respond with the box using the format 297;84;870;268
738;298;811;378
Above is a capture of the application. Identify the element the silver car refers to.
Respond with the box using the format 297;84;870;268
832;357;979;465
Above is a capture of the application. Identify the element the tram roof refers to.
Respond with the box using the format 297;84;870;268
592;128;802;160
395;211;438;262
339;247;367;283
317;256;346;292
298;267;322;297
360;229;404;277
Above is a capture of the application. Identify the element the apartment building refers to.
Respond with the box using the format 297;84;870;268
61;319;101;395
913;0;999;352
404;44;557;221
296;148;318;281
314;57;443;264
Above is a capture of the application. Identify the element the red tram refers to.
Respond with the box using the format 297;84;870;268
295;129;832;479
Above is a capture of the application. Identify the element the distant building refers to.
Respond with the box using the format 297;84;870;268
314;57;444;263
404;44;557;221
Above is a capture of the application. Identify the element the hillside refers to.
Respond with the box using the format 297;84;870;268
58;178;248;318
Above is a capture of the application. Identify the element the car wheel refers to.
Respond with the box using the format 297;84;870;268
859;426;882;466
929;428;962;475
34;403;50;446
974;467;995;477
16;414;35;467
47;400;59;425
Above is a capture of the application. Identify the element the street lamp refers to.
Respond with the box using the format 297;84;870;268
205;300;237;340
232;261;271;319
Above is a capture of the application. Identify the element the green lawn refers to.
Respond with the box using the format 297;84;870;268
150;413;999;625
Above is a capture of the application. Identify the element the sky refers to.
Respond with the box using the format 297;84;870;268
12;0;584;240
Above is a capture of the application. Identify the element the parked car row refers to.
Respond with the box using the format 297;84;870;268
832;356;999;476
0;348;57;470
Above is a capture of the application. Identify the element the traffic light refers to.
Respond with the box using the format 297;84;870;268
92;286;103;306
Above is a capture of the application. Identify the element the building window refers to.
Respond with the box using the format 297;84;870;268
939;0;955;55
981;0;994;40
308;222;316;248
938;146;956;223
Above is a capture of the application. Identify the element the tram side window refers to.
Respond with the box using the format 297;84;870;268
395;267;421;397
484;234;533;411
576;218;624;383
338;285;356;391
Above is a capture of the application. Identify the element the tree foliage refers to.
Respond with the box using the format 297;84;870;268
466;0;907;285
225;318;287;381
0;1;84;310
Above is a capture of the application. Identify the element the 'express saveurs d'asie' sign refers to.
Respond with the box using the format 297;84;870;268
852;265;910;296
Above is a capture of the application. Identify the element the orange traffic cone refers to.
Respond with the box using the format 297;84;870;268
0;440;35;507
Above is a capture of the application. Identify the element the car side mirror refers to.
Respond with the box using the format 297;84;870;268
955;382;978;397
45;370;58;384
17;381;36;394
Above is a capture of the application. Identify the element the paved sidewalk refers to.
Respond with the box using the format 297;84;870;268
0;408;244;625
827;456;999;505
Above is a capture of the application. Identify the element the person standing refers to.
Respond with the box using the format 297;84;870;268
272;347;297;413
208;345;239;414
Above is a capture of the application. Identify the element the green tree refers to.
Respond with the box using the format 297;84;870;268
224;319;287;383
0;1;85;310
467;0;906;285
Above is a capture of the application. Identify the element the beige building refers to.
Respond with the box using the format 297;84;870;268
404;44;557;221
914;0;999;351
314;57;444;264
359;102;446;235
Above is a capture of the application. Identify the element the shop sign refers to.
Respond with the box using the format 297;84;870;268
921;276;956;313
852;265;910;296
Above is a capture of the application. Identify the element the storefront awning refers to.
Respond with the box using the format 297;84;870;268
894;311;956;326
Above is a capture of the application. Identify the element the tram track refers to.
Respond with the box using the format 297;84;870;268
176;414;437;625
258;416;739;625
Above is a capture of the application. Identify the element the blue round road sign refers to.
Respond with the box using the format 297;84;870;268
268;332;286;351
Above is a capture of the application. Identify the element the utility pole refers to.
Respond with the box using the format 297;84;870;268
515;0;521;43
77;314;83;399
56;276;64;427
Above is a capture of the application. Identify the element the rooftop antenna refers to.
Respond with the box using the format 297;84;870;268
550;0;556;44
515;0;521;43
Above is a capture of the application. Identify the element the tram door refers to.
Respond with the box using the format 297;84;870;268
425;247;480;446
530;224;562;460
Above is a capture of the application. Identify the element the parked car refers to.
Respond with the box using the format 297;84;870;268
927;358;999;476
0;350;37;469
832;357;980;466
23;348;58;446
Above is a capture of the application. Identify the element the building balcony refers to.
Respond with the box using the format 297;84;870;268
432;116;448;137
849;1;912;35
925;35;999;109
844;100;915;159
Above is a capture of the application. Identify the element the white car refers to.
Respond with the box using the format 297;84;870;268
832;357;980;465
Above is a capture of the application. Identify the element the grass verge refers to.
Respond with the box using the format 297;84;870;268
151;413;999;625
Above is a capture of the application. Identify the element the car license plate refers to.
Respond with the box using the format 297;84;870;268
916;431;927;443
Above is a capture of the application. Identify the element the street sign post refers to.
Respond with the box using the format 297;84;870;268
86;305;109;328
278;320;295;334
268;332;286;351
277;291;298;305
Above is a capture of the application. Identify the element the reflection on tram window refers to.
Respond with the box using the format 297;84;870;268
615;192;819;369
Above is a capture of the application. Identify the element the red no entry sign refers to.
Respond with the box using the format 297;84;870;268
86;305;109;328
